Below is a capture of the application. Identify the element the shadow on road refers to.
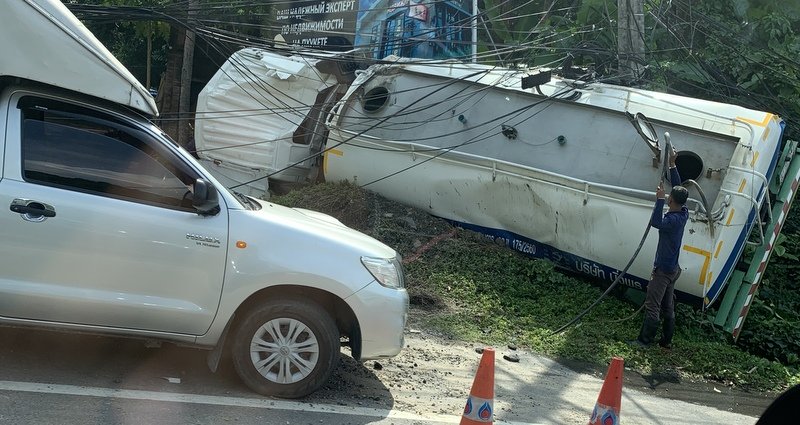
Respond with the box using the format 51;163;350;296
0;326;395;424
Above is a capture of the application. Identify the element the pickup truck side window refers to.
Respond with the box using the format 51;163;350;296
20;102;198;211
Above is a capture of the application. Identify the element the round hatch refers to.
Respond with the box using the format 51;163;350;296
362;86;389;112
674;150;704;182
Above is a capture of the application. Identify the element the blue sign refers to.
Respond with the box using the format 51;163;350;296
276;0;474;59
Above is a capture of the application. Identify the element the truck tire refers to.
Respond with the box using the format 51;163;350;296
231;298;340;398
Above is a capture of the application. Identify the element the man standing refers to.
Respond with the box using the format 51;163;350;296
630;149;689;348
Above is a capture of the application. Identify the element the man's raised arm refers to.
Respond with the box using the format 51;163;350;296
669;147;682;187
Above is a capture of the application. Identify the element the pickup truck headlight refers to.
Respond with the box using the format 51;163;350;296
361;257;404;289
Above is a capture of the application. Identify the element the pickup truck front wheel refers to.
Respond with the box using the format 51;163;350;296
231;298;340;398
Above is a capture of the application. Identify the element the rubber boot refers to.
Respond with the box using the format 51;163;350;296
628;317;660;347
659;317;675;349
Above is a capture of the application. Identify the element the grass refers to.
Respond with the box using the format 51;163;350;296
406;237;799;391
271;182;800;392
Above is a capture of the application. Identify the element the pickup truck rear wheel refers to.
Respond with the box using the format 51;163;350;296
231;298;340;398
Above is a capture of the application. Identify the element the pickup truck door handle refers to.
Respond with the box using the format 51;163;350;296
10;198;56;221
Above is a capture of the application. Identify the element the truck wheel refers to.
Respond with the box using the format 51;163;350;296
231;298;340;398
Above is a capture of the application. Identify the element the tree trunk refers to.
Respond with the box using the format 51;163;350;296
157;25;185;141
177;0;197;148
146;25;152;89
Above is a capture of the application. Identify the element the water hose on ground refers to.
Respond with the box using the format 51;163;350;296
550;223;652;334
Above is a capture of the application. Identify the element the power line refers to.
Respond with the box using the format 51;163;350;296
68;0;800;167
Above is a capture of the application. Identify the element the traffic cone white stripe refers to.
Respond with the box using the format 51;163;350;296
463;395;493;422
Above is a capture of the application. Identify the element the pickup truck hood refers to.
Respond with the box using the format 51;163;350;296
248;200;396;260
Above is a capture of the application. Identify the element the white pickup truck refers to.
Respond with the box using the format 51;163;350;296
0;0;407;398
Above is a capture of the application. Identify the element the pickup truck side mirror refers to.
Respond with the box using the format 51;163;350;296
192;179;220;215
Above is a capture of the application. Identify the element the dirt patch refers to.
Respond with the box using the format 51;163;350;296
311;306;777;421
310;326;773;423
551;356;776;418
307;322;775;424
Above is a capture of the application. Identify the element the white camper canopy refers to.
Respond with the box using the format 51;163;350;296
0;0;157;116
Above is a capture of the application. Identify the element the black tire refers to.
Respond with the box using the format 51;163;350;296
231;298;340;398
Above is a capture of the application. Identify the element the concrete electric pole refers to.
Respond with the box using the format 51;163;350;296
618;0;645;83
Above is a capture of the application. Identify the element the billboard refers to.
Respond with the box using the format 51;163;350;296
275;0;474;59
276;1;359;50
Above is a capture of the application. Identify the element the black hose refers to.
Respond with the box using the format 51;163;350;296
683;178;714;238
550;223;652;335
550;135;673;335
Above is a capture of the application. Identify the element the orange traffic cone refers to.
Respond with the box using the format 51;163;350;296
460;348;495;424
588;357;624;425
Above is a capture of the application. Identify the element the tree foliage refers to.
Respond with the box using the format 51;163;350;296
648;0;800;140
69;0;274;90
477;1;800;141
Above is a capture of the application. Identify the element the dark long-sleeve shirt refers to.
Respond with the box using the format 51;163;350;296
651;167;689;273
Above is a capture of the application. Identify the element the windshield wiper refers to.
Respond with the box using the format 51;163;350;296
231;190;257;210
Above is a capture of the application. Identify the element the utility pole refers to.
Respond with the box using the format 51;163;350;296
178;0;197;148
618;0;645;83
472;0;478;63
146;25;152;89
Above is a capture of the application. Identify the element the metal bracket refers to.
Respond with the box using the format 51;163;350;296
501;125;518;140
583;182;590;205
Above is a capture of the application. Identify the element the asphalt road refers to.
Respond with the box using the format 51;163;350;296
0;325;770;424
0;326;465;425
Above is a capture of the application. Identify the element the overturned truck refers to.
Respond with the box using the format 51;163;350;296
195;48;800;338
